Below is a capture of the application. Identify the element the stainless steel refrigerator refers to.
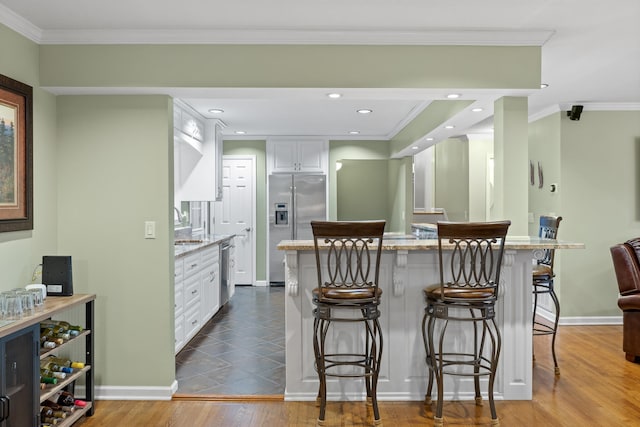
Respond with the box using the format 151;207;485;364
269;174;326;284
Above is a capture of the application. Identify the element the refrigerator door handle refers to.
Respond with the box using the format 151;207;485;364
291;185;296;240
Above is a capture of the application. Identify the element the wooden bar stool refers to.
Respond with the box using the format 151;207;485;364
422;221;510;427
532;215;562;375
311;220;386;427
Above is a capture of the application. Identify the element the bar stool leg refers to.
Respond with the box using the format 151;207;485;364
532;288;539;362
421;312;434;406
314;317;329;425
549;284;561;375
487;317;501;426
473;311;483;406
370;317;383;426
434;317;445;426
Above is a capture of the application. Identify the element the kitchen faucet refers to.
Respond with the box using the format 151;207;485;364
174;207;183;225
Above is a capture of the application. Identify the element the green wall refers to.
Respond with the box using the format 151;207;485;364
553;111;640;318
528;114;562;235
337;159;390;222
0;24;58;290
56;95;175;386
435;137;470;221
39;45;540;91
329;140;390;220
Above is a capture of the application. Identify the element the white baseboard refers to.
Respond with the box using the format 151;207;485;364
537;307;622;326
93;381;178;400
255;280;268;287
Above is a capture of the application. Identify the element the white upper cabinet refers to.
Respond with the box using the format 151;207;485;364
268;139;328;174
174;101;223;202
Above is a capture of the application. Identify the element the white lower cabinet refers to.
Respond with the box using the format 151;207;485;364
174;259;185;353
174;243;220;354
200;246;220;323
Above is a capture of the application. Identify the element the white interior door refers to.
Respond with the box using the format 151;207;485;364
214;156;255;286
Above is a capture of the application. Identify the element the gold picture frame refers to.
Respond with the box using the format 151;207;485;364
0;74;33;232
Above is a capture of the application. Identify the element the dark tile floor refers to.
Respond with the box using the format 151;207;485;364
175;285;285;395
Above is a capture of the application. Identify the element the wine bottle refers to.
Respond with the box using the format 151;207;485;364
41;417;59;425
56;320;84;335
40;406;53;418
41;400;61;409
47;355;85;370
40;360;73;374
42;320;83;336
56;390;75;406
41;340;57;349
47;393;76;413
40;328;67;345
51;409;67;419
40;375;57;385
42;399;73;413
40;368;66;380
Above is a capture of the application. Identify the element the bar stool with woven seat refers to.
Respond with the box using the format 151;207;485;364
532;215;563;375
311;220;386;427
422;220;510;427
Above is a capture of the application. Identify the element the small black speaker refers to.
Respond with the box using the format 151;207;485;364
567;105;584;121
42;256;74;296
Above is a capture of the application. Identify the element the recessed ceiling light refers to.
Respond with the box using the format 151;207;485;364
349;131;360;135
445;125;455;129
446;93;461;99
327;93;342;99
411;146;419;150
235;131;246;135
208;109;224;114
540;83;549;89
471;108;483;112
356;109;373;114
426;137;434;141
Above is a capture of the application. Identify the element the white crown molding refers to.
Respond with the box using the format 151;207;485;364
0;4;42;42
0;17;555;46
528;105;562;123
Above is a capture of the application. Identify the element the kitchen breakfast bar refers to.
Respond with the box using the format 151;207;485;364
277;237;584;402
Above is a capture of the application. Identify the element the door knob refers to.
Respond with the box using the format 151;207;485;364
244;227;251;232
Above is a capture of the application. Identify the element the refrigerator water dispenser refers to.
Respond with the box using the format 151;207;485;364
274;203;289;226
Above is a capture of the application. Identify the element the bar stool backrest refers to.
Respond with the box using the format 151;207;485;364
311;220;386;302
436;221;511;303
537;215;563;271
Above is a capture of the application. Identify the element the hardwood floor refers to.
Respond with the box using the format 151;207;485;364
77;325;640;426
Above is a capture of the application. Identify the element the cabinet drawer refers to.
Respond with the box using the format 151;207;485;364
174;314;184;353
201;245;218;263
183;252;201;279
184;303;201;339
184;273;201;307
175;259;184;282
175;284;184;318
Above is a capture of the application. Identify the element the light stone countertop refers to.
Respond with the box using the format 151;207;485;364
174;234;235;258
277;237;584;251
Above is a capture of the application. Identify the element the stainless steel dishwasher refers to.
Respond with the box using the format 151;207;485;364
220;241;233;306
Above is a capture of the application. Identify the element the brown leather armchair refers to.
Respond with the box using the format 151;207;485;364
610;238;640;363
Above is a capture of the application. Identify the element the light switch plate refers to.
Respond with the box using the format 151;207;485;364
144;221;156;239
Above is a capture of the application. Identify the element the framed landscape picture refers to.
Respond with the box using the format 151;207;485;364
0;74;33;232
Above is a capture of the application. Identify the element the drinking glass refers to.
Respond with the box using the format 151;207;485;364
4;293;23;320
28;288;44;311
0;292;6;319
18;290;34;317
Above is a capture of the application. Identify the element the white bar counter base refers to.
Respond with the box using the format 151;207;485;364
277;237;584;402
